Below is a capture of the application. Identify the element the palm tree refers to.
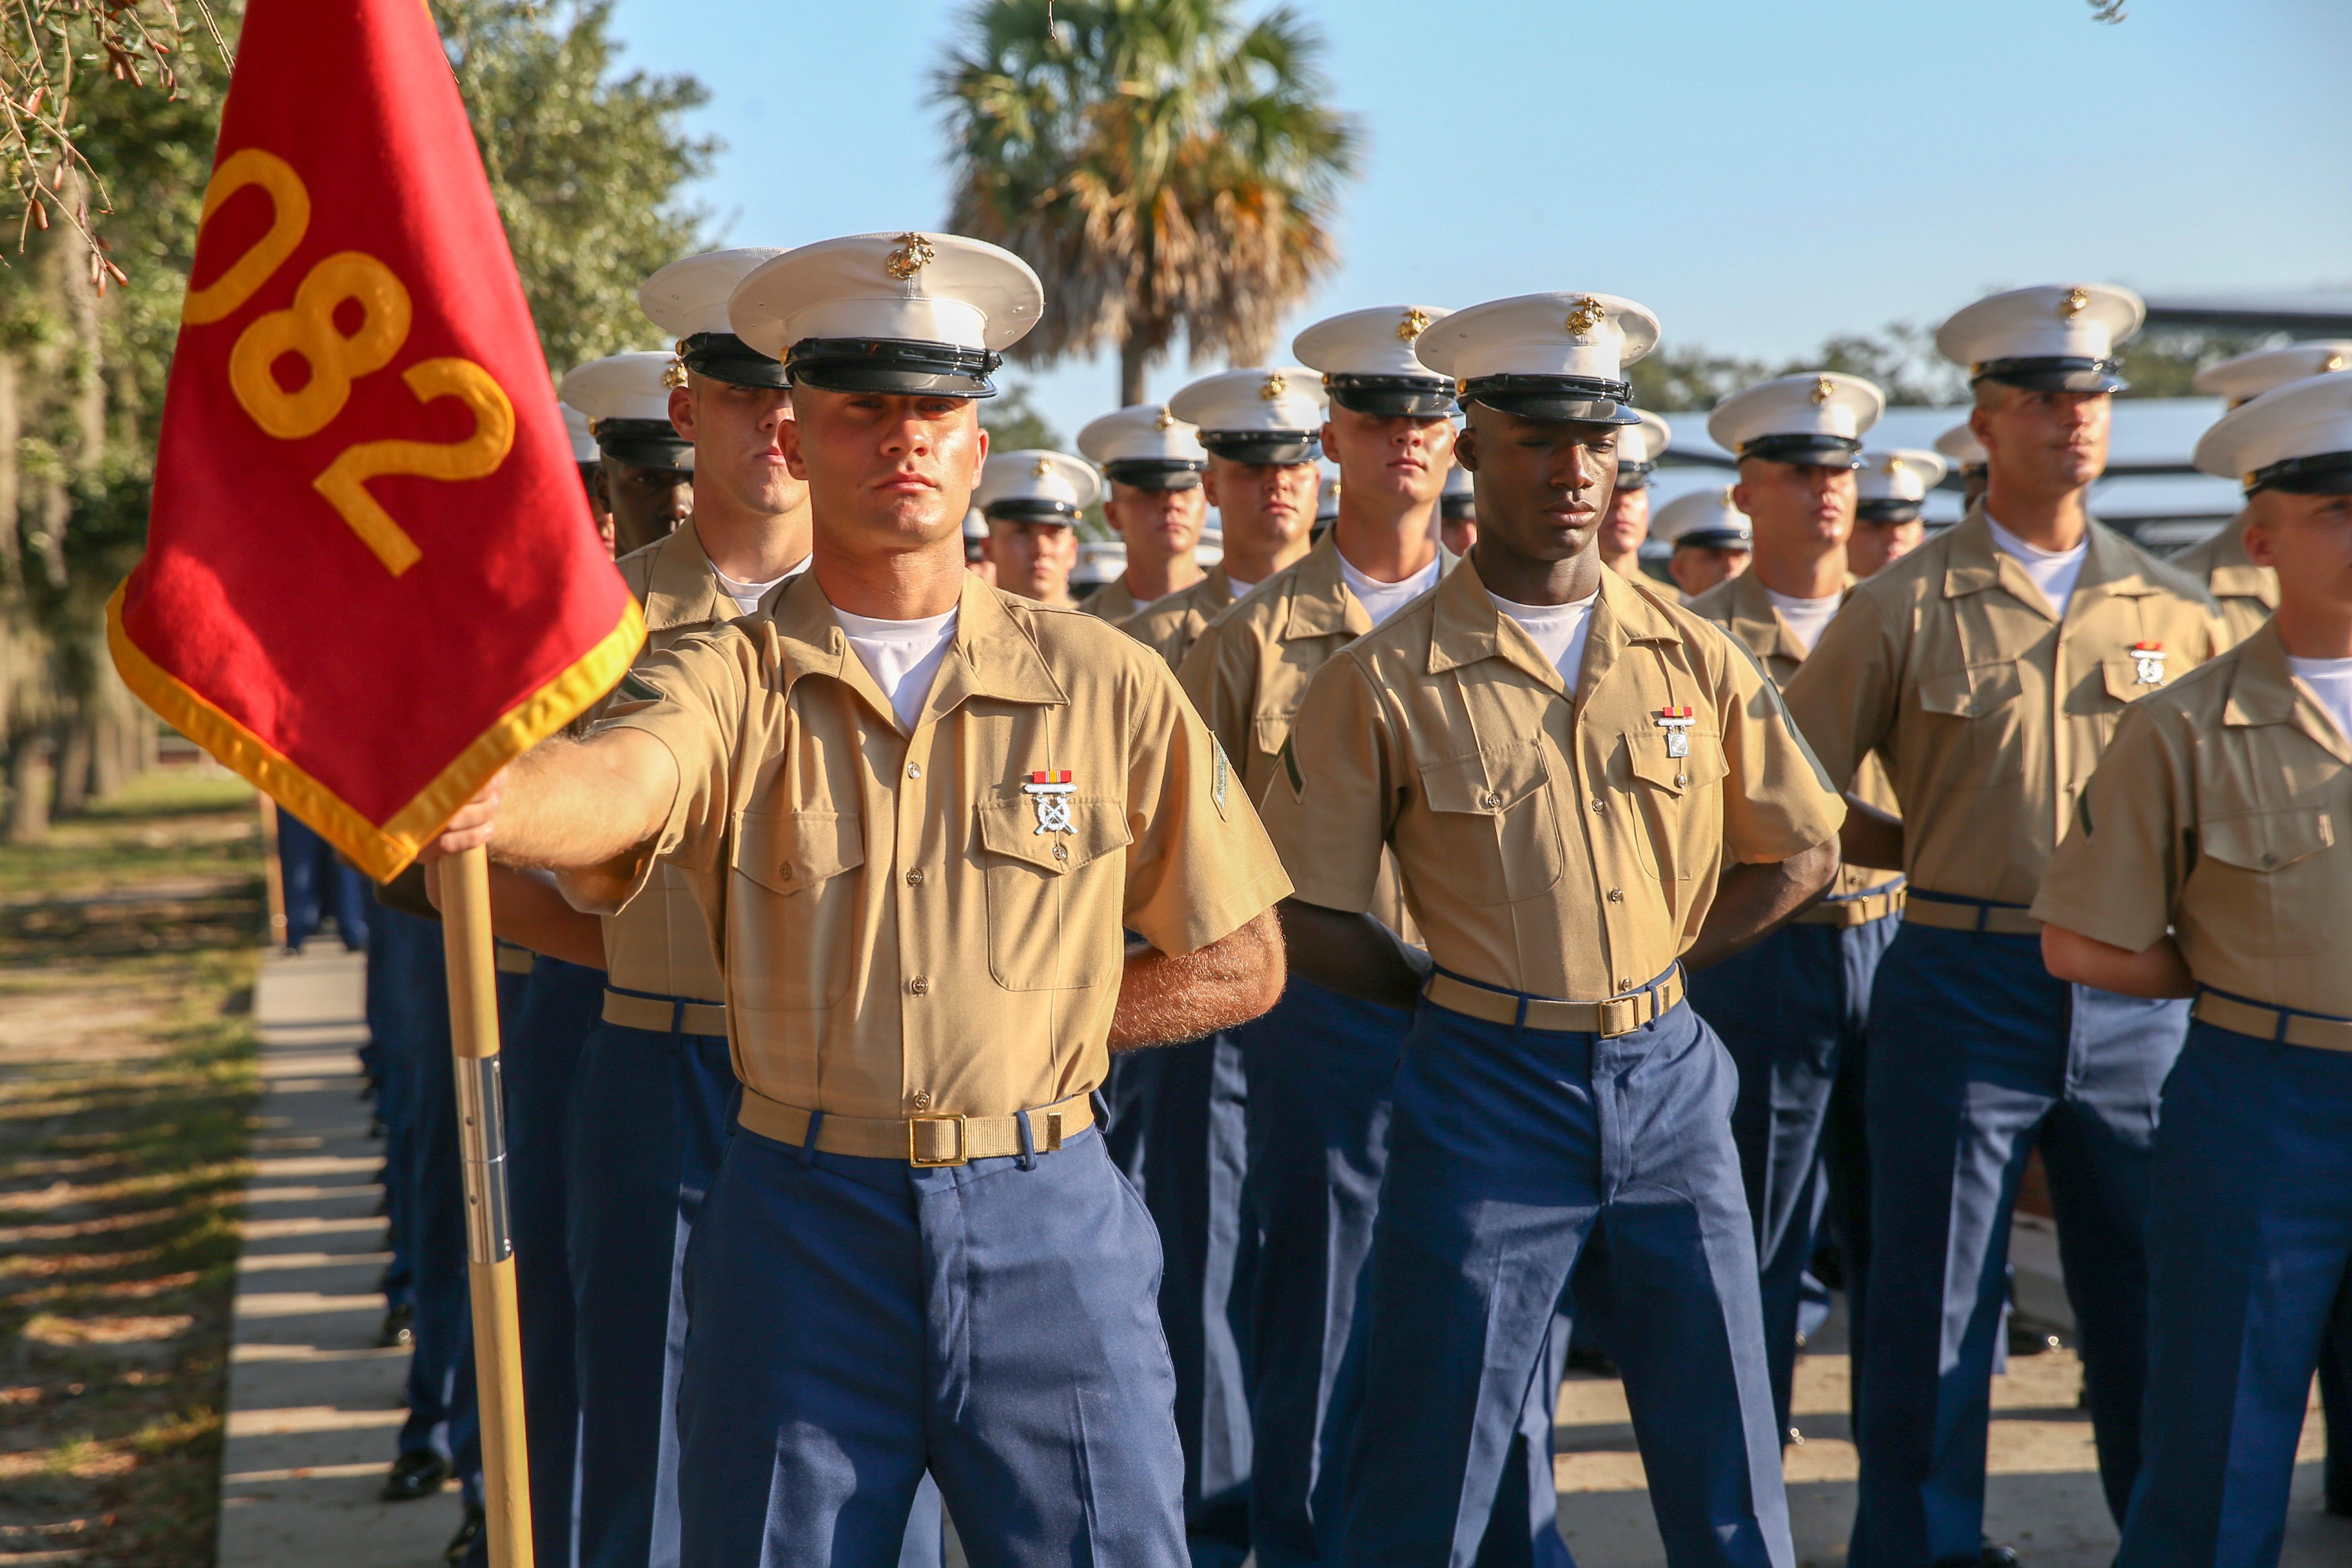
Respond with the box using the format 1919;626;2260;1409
935;0;1359;406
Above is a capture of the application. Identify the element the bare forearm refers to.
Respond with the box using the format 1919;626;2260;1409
1838;794;1904;871
1686;839;1840;971
2041;925;2194;999
1275;898;1430;1012
488;731;674;872
1109;909;1287;1050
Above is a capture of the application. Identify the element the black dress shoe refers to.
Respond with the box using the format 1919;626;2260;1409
380;1449;450;1502
377;1302;413;1349
445;1501;484;1564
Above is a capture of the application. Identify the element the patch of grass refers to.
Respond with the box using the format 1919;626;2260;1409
0;778;263;1567
0;769;264;907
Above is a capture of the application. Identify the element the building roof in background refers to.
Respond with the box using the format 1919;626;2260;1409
2142;292;2352;335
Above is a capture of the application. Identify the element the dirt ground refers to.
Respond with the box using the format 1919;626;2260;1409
0;770;265;1567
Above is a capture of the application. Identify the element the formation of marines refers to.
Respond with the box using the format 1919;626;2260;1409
354;228;2352;1568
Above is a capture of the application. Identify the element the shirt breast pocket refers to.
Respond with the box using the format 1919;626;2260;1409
974;797;1133;992
730;810;865;1010
2194;808;2335;957
1621;729;1731;882
1916;659;2025;769
1416;742;1565;906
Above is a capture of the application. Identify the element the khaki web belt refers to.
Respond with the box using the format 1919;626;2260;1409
737;1086;1097;1167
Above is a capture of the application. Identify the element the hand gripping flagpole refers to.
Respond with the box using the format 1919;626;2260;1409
438;845;534;1567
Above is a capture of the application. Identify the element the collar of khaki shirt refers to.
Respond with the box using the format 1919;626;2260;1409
1940;507;2174;621
766;566;1067;733
2225;620;2352;765
1427;549;1685;697
1713;568;1834;668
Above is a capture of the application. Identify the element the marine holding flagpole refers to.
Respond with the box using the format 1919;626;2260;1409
106;1;650;1562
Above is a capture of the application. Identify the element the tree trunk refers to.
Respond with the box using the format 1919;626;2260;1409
4;732;49;843
61;169;104;476
90;710;125;801
0;353;18;589
1120;337;1152;408
51;717;92;818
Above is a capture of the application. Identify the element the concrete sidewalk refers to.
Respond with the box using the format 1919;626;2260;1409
215;945;458;1568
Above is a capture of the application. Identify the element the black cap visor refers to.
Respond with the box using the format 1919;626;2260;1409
1674;530;1753;552
1856;498;1923;524
1440;495;1477;520
677;332;788;390
982;498;1083;525
593;418;693;472
1614;459;1655;491
1104;459;1206;493
1201;431;1319;466
1972;357;2126;395
786;338;1001;397
1325;374;1456;418
1460;374;1640;425
2248;450;2352;497
1739;434;1861;469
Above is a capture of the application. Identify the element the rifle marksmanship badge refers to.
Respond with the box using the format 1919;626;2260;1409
1023;769;1075;834
1655;706;1696;759
2129;641;2167;686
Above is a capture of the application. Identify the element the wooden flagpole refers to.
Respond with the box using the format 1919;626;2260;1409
436;844;534;1567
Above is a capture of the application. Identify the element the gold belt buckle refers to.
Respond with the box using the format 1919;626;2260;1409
908;1113;969;1167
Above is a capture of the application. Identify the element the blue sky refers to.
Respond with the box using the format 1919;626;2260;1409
602;0;2352;441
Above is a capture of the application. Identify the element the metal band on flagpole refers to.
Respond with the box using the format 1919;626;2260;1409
439;845;535;1568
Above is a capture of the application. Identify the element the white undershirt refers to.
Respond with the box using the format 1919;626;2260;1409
2289;655;2352;747
833;605;958;731
1985;514;2087;621
711;552;812;617
1225;575;1257;602
1488;590;1600;693
1763;588;1842;654
1338;551;1442;630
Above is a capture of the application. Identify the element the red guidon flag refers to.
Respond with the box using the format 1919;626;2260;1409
109;0;642;879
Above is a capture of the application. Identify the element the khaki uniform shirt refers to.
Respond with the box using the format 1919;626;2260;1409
2170;518;2275;649
1176;533;1454;936
1259;559;1846;1002
1686;571;1905;903
1080;573;1152;623
1120;563;1242;671
592;570;1292;1122
1782;508;2222;908
2032;623;2352;1017
598;521;791;1003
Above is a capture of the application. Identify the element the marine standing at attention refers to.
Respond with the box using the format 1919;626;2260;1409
1685;370;1907;1446
1265;289;1845;1567
974;446;1098;610
2035;368;2352;1567
1847;447;1940;580
1076;403;1211;622
1781;283;2223;1568
559;350;695;559
1122;393;1317;671
1177;305;1458;1568
2171;342;2352;647
1596;407;1671;579
1651;483;1753;599
428;231;1292;1568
